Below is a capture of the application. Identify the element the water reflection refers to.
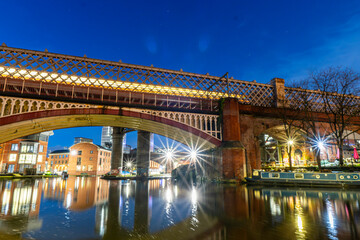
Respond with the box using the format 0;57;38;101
0;177;359;239
0;180;42;239
245;187;360;240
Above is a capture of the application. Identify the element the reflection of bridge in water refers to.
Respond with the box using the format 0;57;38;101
0;177;359;239
43;177;226;239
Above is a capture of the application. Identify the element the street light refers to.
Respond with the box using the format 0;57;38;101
317;140;324;149
126;162;132;168
287;139;294;168
189;150;198;162
165;149;174;161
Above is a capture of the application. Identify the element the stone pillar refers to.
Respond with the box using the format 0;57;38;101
111;127;125;172
221;98;246;180
271;78;286;107
136;130;150;177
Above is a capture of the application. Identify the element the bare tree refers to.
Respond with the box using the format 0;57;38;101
274;102;305;171
310;67;360;166
288;79;330;171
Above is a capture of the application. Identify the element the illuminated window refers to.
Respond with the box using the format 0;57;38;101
9;154;17;162
11;144;18;151
37;155;42;162
21;145;26;153
88;165;93;171
82;165;86;171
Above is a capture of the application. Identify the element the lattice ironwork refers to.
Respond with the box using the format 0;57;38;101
285;87;360;113
128;108;221;140
0;96;221;140
0;46;274;107
0;96;91;117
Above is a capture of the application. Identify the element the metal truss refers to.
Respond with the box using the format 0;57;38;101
0;96;221;140
0;96;91;117
128;108;221;140
285;87;360;113
2;46;358;113
0;46;274;108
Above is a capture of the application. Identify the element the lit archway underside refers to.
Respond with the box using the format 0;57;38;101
0;108;221;148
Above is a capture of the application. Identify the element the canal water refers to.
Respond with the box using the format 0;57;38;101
0;177;359;240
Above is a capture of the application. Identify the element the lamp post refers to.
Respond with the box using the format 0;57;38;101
287;139;294;170
126;162;132;174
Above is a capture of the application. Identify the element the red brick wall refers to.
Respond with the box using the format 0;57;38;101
68;143;111;175
0;139;48;173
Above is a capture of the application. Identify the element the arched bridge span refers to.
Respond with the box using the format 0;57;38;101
0;96;221;148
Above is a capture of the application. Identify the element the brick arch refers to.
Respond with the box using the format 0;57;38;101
0;108;221;148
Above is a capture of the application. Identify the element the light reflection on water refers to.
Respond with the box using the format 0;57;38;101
0;177;358;239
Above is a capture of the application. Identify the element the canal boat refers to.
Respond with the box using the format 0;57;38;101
246;170;360;187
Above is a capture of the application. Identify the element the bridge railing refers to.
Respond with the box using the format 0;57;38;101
0;46;275;108
285;87;360;113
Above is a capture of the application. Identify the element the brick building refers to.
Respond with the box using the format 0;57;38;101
48;149;70;173
0;132;52;174
68;141;111;175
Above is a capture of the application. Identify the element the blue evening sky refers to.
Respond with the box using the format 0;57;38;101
2;0;360;149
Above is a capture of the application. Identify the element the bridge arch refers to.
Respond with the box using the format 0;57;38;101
0;107;221;149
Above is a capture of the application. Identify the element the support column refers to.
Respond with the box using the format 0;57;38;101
111;127;125;172
271;77;286;107
221;98;246;180
136;130;150;177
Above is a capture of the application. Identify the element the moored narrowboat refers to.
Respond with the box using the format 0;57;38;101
246;170;360;187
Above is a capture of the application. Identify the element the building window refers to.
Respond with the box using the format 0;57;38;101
90;150;93;154
66;155;68;158
62;160;64;164
37;155;42;162
77;157;81;165
78;151;82;155
82;165;86;171
51;156;54;159
100;151;103;156
11;144;18;151
65;160;68;164
88;165;93;171
51;161;53;166
76;165;81;171
99;158;102;165
9;154;17;162
39;145;44;153
90;157;93;161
